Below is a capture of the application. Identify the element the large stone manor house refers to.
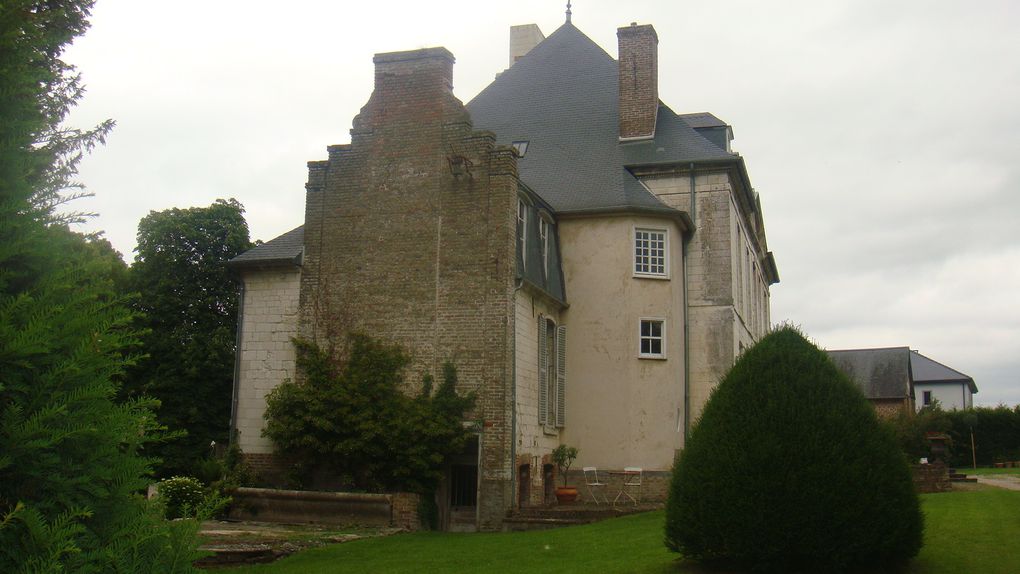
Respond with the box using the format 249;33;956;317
228;16;778;531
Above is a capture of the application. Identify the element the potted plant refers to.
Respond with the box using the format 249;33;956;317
551;445;579;503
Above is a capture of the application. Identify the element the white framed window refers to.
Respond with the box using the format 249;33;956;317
539;217;550;278
634;228;668;278
517;199;528;270
638;318;666;359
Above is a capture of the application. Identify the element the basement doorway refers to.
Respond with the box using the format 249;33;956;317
442;435;479;532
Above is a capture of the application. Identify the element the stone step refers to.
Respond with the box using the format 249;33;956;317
194;544;279;568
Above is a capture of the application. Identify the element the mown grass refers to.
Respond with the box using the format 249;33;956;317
230;488;1020;573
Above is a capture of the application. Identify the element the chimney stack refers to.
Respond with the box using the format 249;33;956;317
509;24;545;68
617;23;658;140
373;47;455;93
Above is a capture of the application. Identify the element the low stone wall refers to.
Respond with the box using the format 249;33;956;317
227;487;421;530
912;462;950;493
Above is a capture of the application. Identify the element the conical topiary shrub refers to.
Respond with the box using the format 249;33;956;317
665;327;923;573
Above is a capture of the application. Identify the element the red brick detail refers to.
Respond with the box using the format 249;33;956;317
390;492;423;531
617;24;658;140
912;462;951;493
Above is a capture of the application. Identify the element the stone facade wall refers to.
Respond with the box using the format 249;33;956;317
235;268;301;455
298;48;518;532
514;288;565;507
641;172;773;425
557;215;686;470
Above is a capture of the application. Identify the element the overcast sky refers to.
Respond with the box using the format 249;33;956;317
64;0;1019;406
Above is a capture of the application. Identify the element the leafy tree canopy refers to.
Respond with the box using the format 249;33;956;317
127;198;253;476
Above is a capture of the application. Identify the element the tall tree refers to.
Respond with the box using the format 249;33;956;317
128;199;253;476
0;2;203;571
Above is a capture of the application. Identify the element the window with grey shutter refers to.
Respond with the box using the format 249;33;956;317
538;316;548;425
555;325;566;428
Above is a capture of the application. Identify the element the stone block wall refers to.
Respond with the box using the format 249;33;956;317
235;268;301;455
514;289;565;507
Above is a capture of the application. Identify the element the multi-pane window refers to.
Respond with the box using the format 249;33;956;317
634;228;667;277
639;319;665;358
517;199;527;269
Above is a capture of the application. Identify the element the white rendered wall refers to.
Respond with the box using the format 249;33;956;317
235;268;301;454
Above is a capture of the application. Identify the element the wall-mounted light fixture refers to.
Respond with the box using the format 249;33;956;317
448;155;473;177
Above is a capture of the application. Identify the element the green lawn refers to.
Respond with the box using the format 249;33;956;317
230;488;1020;573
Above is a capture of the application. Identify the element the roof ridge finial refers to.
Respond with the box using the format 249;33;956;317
566;1;572;23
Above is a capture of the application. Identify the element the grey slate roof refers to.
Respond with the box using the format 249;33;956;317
228;225;304;268
911;351;978;393
678;112;728;129
827;347;913;400
467;22;734;215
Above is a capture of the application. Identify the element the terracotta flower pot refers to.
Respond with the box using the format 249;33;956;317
555;486;579;504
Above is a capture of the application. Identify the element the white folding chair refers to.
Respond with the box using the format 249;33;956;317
614;467;642;506
583;466;609;505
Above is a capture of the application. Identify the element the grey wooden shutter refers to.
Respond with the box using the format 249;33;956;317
538;317;548;425
555;324;567;428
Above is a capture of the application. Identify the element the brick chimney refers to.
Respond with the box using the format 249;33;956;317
353;47;457;134
372;47;454;93
617;23;658;140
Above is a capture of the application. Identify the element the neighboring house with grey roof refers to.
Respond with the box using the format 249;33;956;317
228;15;778;532
827;347;915;417
911;350;977;410
826;347;978;416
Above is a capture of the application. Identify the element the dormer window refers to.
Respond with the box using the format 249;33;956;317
512;140;530;157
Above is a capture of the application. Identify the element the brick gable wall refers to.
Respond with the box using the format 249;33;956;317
298;48;519;531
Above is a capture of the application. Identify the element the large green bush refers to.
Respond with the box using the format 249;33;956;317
666;327;923;573
263;334;475;494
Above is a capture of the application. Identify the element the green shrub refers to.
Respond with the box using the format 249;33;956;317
263;335;475;494
665;327;923;573
159;477;206;519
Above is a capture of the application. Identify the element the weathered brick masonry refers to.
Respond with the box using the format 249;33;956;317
297;47;519;531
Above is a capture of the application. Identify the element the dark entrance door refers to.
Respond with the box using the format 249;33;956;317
445;435;479;531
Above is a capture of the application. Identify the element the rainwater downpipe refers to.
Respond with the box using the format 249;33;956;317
683;162;696;440
509;276;525;510
229;278;246;445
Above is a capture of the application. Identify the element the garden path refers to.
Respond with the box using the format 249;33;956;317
975;475;1020;491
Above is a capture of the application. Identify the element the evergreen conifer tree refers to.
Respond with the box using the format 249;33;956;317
0;2;203;570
